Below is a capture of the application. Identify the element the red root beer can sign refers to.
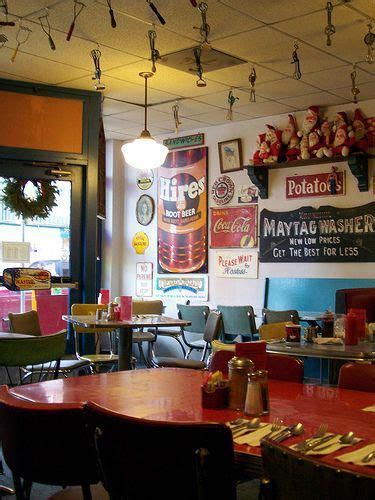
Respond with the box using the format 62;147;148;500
210;206;257;248
286;171;345;199
158;147;208;273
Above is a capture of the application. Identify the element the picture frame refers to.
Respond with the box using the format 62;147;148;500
136;195;155;226
218;138;243;174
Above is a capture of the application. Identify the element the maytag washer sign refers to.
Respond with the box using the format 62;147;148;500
215;251;258;279
210;206;257;248
155;276;208;301
286;171;345;199
260;202;375;263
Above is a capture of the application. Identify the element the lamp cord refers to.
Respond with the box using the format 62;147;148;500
144;76;148;132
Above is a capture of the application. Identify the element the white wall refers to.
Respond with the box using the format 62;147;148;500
104;99;375;350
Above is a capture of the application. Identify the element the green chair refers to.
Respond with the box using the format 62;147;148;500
177;304;210;359
216;305;257;342
0;331;67;386
8;310;91;376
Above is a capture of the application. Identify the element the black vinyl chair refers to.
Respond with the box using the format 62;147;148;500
85;400;236;500
262;308;299;325
177;304;210;358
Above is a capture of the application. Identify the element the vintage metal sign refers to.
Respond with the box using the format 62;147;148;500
286;171;345;199
136;262;153;297
163;133;205;150
237;184;258;204
260;202;375;263
210;206;257;249
215;251;258;279
136;169;154;190
158;147;208;274
211;175;235;205
132;232;149;255
155;275;208;301
3;268;51;291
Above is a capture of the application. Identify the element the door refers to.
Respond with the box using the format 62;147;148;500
0;162;83;340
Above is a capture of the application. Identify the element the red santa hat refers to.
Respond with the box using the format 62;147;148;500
266;124;281;140
353;108;365;123
336;111;349;124
306;106;320;132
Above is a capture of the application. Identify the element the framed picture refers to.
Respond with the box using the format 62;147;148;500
136;195;155;226
218;138;243;173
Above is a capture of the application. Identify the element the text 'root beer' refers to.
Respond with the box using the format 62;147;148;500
158;147;208;273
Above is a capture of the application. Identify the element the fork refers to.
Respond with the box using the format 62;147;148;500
295;423;328;451
265;418;283;438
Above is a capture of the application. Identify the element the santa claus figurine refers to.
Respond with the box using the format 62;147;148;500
316;119;334;158
282;114;300;161
352;108;370;153
263;124;282;163
297;106;320;160
308;130;323;158
331;123;352;157
252;133;270;165
332;111;351;133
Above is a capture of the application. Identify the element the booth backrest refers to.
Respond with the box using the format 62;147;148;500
335;288;375;323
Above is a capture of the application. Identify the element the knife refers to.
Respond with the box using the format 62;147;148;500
300;434;337;453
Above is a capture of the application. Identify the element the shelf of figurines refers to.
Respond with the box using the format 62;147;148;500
246;152;373;199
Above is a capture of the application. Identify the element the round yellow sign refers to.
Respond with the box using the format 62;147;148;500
132;232;149;255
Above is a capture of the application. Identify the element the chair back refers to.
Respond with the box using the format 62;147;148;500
267;353;304;383
335;288;375;323
217;305;257;341
8;310;42;336
0;385;99;487
85;401;236;500
71;304;110;334
262;308;299;324
338;362;375;392
207;350;234;376
177;304;209;333
132;300;163;315
260;437;375;500
203;311;222;343
259;322;288;341
0;331;67;367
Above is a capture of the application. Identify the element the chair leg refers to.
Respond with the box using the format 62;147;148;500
137;343;152;368
11;473;25;500
23;480;32;500
185;347;193;359
173;336;187;356
81;483;92;500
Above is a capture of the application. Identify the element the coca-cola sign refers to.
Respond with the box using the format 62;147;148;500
210;206;257;248
286;171;345;199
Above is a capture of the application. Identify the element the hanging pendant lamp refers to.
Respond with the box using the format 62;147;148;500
122;72;168;169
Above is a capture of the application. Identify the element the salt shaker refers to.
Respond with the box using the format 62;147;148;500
228;357;254;411
244;372;263;417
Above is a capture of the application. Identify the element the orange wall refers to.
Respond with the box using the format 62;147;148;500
0;91;83;153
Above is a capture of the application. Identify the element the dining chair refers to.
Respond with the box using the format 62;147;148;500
8;310;91;377
71;304;118;372
338;362;375;392
0;385;99;500
85;401;236;500
258;322;288;341
177;303;210;358
260;436;375;500
0;331;68;386
131;300;160;367
262;308;299;324
217;305;257;342
154;311;222;368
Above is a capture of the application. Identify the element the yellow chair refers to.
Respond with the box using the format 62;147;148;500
258;322;288;341
211;340;235;353
71;304;118;371
131;300;162;367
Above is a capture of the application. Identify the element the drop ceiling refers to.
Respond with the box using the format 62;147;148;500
0;0;374;140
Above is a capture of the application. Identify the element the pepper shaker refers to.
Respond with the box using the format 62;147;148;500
228;357;254;411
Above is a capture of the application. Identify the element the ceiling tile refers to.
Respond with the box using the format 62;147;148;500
331;81;375;102
255;78;319;99
231;101;297;118
105;61;229;97
280;91;349;110
302;64;374;90
188;109;250;125
157;116;210;133
0;46;89;84
213;27;343;75
274;5;366;64
346;0;375;18
110;108;170;126
206;63;284;88
103;116;141;132
0;70;40;83
103;98;139;115
115;125;174;138
193;88;253;108
6;0;54;17
105;131;130;141
220;0;324;24
151;99;223;116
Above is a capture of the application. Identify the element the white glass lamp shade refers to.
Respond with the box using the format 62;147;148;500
121;135;169;170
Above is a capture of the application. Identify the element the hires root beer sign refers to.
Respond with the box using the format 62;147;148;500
210;206;257;248
286;171;345;199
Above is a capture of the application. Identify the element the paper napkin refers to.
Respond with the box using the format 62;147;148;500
337;443;375;466
313;337;343;345
291;433;362;456
233;423;285;447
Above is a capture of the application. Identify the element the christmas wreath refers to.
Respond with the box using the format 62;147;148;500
1;178;59;220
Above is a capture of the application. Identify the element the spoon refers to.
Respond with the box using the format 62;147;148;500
232;417;261;436
273;423;304;443
313;431;356;452
361;449;375;463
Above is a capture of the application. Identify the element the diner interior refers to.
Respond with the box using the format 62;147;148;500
0;0;374;499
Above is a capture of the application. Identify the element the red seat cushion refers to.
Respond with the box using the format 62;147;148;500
338;362;375;392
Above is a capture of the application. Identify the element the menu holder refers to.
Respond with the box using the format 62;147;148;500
120;296;132;321
201;384;229;409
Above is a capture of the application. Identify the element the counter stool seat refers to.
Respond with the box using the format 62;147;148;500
154;357;205;370
132;331;156;368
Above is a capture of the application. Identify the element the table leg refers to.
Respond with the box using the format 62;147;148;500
319;358;323;385
118;326;133;371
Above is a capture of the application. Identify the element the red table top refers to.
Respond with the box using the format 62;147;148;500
9;368;375;477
